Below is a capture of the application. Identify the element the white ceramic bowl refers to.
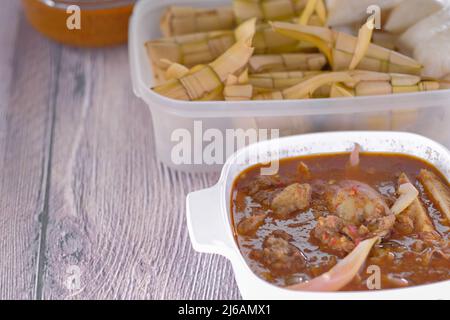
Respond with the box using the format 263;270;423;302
186;131;450;299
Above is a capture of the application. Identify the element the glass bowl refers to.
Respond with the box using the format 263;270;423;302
21;0;136;47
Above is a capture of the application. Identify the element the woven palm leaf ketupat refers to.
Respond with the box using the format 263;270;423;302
348;72;445;96
252;71;448;100
348;16;376;71
160;6;236;37
147;18;258;82
146;22;319;79
249;53;327;73
147;2;448;101
271;22;424;75
146;30;237;72
232;0;326;25
253;71;353;99
233;0;308;23
329;83;354;97
154;63;324;100
252;23;317;54
161;59;190;80
153;19;257;101
224;69;254;100
249;70;322;89
298;0;327;26
250;70;330;97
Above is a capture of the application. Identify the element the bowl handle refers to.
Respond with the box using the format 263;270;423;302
186;185;233;257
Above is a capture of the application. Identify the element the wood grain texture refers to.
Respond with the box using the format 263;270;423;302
0;1;60;299
0;1;20;106
0;2;240;300
40;47;241;299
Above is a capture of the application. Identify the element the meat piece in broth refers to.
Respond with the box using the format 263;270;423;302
418;169;450;223
326;180;392;226
366;215;396;238
326;180;394;234
314;180;395;253
250;230;306;276
326;181;391;224
271;183;312;218
237;213;267;236
394;173;439;238
245;176;312;218
247;175;283;195
314;215;357;253
246;175;284;206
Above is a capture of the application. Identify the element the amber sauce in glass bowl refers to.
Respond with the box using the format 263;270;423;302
22;0;136;47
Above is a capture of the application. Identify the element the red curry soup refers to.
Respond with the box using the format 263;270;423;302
231;148;450;291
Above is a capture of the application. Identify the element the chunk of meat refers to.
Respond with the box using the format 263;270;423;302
314;180;396;253
271;183;312;218
246;175;282;196
366;215;396;237
314;215;356;253
418;169;450;223
326;180;391;225
270;229;293;241
246;175;283;206
395;173;438;236
250;230;306;275
237;213;266;236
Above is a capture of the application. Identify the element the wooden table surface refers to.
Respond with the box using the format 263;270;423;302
0;1;240;300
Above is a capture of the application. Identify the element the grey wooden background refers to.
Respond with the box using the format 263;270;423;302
0;0;240;300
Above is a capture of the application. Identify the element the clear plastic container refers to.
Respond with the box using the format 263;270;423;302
129;0;450;173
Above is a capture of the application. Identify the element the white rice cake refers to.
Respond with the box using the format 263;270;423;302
399;6;450;78
385;0;445;34
326;0;403;27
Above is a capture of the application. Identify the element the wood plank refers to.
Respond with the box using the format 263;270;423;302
0;4;60;299
42;46;241;299
0;1;20;107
